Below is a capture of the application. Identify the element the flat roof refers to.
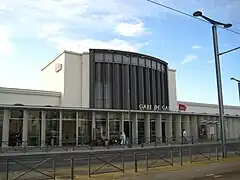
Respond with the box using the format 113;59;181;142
0;87;61;97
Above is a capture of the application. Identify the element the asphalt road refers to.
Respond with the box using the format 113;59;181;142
1;142;239;173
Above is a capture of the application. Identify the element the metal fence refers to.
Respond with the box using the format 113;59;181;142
2;142;240;180
1;136;237;154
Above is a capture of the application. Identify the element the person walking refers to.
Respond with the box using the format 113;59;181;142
182;129;188;144
120;132;126;146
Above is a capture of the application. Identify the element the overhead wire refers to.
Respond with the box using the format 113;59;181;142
145;0;240;36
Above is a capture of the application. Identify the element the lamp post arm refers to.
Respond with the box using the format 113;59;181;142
219;46;240;56
201;15;226;26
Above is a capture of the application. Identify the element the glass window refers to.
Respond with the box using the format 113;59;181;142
9;109;23;146
45;110;59;146
10;109;23;119
94;53;104;62
105;53;113;62
63;111;76;120
28;110;41;146
0;109;3;146
114;54;122;63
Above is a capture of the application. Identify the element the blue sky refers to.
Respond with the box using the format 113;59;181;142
0;0;240;105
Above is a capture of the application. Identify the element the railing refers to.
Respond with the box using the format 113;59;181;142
1;137;239;154
3;142;240;180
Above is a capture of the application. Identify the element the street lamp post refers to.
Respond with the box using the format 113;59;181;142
230;77;240;103
128;62;132;148
193;11;233;158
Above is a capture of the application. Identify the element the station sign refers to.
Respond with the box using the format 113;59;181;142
139;104;168;111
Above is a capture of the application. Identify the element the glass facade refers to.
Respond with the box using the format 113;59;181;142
9;109;23;146
46;110;59;146
89;49;169;110
62;111;76;145
0;109;3;146
109;113;120;141
78;111;92;144
28;110;41;146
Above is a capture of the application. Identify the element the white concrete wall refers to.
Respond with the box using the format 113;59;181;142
81;53;90;108
0;87;60;106
41;52;65;94
178;101;240;116
41;51;90;108
168;69;177;111
63;52;83;107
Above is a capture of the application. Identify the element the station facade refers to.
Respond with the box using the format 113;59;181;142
0;49;240;147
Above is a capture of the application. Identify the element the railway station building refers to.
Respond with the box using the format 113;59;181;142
0;49;240;147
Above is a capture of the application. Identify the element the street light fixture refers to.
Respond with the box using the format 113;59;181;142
193;11;233;158
230;77;240;103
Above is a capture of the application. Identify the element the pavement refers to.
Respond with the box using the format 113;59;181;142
118;157;240;180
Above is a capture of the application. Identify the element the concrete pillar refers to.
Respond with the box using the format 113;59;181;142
233;118;238;139
183;115;190;137
144;113;150;143
238;118;240;139
205;116;211;140
2;109;9;147
132;113;138;144
175;114;182;143
155;114;162;141
107;112;110;140
41;110;46;147
120;113;124;134
59;111;63;146
190;115;198;138
22;110;29;147
76;112;79;146
197;116;204;140
224;117;229;140
228;118;233;139
92;112;96;140
166;114;173;140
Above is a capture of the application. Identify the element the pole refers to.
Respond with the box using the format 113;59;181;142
212;25;226;158
128;64;132;148
238;82;240;104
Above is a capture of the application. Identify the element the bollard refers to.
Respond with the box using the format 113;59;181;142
170;150;173;166
134;152;138;172
122;152;125;174
88;154;91;178
179;148;183;166
53;159;56;180
145;152;148;172
70;158;74;180
6;159;9;180
208;147;211;160
216;147;219;161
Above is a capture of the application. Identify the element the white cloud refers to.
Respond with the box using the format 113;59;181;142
49;37;148;53
181;54;198;65
116;22;147;37
0;26;13;54
192;45;202;49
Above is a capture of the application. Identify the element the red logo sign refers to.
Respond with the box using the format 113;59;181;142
178;104;187;111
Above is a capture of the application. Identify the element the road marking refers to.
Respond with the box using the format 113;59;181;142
214;175;222;178
205;174;215;176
